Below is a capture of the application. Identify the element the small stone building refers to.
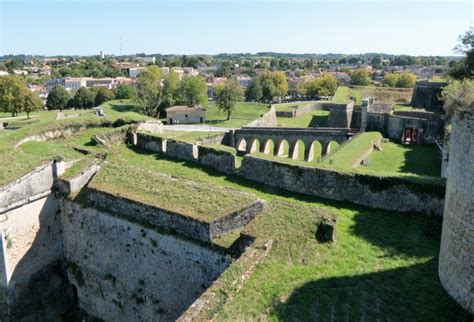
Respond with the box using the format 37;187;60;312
166;106;205;125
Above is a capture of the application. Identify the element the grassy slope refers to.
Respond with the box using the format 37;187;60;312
332;86;412;106
366;142;441;177
89;163;256;222
0;100;150;186
277;110;329;128
273;101;323;112
107;145;470;321
146;130;223;143
205;101;269;128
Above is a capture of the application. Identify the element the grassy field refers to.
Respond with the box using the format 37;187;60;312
272;101;323;112
332;86;412;106
322;132;383;168
146;130;223;143
366;142;442;177
277;110;329;128
89;162;257;222
205;101;270;128
0;100;151;186
103;145;470;321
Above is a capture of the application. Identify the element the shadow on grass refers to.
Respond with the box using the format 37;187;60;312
308;114;328;128
401;144;441;177
272;259;473;321
109;103;138;113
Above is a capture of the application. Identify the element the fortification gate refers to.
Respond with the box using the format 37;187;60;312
231;127;353;161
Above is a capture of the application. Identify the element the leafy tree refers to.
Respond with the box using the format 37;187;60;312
448;27;474;79
382;74;399;87
350;68;371;86
22;90;43;119
260;71;288;102
214;79;244;120
161;71;180;108
114;84;136;100
46;85;70;111
0;74;28;116
315;73;337;96
136;67;162;116
245;77;263;101
441;80;474;115
396;72;416;88
179;76;208;107
94;87;115;106
73;87;96;108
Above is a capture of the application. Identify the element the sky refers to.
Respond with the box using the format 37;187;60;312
0;0;472;56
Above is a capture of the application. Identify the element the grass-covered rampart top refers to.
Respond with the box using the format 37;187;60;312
0;100;150;186
332;86;412;106
277;110;329;128
205;101;270;128
89;159;256;222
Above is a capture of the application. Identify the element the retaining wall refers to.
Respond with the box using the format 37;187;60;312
60;200;231;322
246;106;277;127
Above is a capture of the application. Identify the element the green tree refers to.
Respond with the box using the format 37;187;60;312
382;73;400;87
179;76;208;107
214;79;244;120
46;85;70;111
136;67;162;117
73;87;96;108
396;72;417;88
22;90;43;119
441;80;474;115
161;71;180;108
0;74;28;116
350;68;371;86
260;71;288;102
114;84;136;100
448;27;474;79
94;87;115;106
245;77;263;102
315;73;337;96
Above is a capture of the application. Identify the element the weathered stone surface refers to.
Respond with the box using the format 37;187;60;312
239;155;444;216
439;112;474;314
57;163;100;196
60;200;231;322
137;120;163;134
166;140;198;161
327;102;354;128
197;146;236;175
316;219;337;243
246;106;277;127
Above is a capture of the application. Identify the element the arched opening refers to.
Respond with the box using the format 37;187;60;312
262;139;274;154
276;139;289;157
326;140;339;155
290;140;305;160
306;140;323;162
249;138;260;153
237;138;247;152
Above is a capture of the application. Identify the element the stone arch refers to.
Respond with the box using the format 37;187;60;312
237;138;247;152
261;139;274;154
290;139;305;160
275;139;289;157
248;138;260;153
305;140;323;162
326;140;340;155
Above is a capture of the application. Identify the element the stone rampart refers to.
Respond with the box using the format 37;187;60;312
439;112;474;313
57;163;100;196
246;106;277;127
166;140;198;161
197;145;237;175
327;102;354;128
60;200;231;322
239;155;444;215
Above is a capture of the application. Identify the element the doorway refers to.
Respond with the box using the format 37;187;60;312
403;128;418;144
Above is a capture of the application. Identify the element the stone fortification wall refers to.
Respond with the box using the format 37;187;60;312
410;81;447;112
197;145;237;174
327;102;355;128
439;112;474;313
60;200;231;322
238;155;444;215
166;140;199;161
246;106;277;127
134;133;444;216
275;102;326;118
57;163;100;196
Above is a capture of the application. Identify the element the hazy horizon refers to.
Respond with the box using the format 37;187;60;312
1;0;472;57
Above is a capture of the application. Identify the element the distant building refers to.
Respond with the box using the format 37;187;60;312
166;105;206;124
233;75;251;89
205;76;226;98
136;56;156;64
100;51;105;59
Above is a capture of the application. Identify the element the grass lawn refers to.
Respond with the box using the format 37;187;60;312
332;86;352;104
273;101;324;112
104;144;470;321
205;101;269;128
393;104;414;111
0;100;151;187
277;110;329;128
322;132;383;168
147;130;224;143
365;142;442;177
89;162;257;222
